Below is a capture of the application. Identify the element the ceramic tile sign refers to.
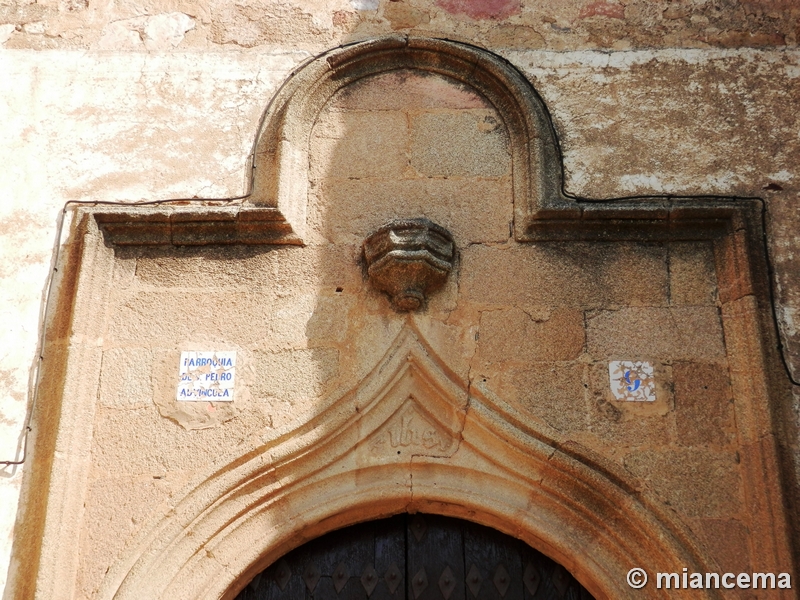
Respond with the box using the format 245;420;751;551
608;360;655;402
177;351;236;402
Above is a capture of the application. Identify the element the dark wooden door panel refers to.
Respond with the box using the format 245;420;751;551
464;520;523;600
407;515;464;600
373;516;406;600
300;519;374;600
519;546;589;600
234;515;594;600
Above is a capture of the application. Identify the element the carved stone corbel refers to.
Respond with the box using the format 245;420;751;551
362;218;455;311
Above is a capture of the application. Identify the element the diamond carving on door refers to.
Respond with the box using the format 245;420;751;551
235;514;594;599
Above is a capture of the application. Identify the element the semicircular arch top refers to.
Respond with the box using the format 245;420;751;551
249;35;572;241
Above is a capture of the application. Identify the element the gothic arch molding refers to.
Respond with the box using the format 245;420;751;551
98;324;720;600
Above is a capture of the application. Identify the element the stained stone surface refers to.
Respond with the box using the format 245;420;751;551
0;26;799;599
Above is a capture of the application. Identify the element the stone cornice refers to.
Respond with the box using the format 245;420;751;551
94;205;301;246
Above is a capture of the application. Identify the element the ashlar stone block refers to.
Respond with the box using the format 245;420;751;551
673;361;736;448
696;518;751;576
669;241;718;306
586;306;726;361
476;307;585;366
310;177;512;246
409;111;510;178
329;70;488;111
250;348;339;403
478;362;588;434
460;243;668;308
99;347;154;410
310;110;409;180
623;448;743;519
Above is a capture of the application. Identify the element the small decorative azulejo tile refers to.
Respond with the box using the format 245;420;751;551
608;360;655;402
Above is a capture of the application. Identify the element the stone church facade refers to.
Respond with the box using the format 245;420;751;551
1;1;799;599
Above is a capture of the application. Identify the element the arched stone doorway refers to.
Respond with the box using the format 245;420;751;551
7;34;793;600
233;514;593;600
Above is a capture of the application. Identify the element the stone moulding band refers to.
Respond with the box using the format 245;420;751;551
93;205;302;246
91;198;750;245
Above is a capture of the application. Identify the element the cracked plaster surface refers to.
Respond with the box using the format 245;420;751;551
0;0;797;52
96;12;195;51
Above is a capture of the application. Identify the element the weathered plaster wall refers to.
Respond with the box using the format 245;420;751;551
1;2;800;593
1;0;798;51
0;48;309;594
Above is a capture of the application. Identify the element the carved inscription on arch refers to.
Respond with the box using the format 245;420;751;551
369;402;456;457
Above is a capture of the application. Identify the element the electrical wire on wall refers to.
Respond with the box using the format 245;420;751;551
538;43;800;391
0;46;325;468
526;43;800;389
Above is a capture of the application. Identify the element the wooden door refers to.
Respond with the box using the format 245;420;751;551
235;514;594;600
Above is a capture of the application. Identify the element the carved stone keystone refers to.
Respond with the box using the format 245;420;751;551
363;218;455;311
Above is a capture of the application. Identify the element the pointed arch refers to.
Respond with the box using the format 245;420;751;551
99;323;720;600
10;34;792;600
91;38;745;600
